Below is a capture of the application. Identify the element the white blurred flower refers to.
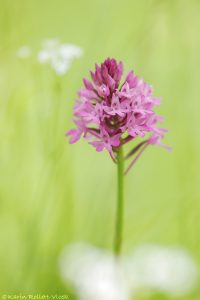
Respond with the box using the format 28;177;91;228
37;39;83;75
59;243;131;300
17;46;31;59
37;39;59;64
59;243;198;299
125;244;198;296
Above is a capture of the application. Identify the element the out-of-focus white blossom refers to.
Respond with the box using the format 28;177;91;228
37;39;59;64
17;46;32;59
59;242;198;299
125;244;198;296
37;39;83;75
59;243;131;300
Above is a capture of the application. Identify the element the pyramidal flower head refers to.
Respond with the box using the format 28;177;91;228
67;58;167;159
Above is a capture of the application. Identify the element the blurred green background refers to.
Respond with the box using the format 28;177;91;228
0;0;200;298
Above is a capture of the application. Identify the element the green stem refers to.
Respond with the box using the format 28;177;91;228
114;147;124;255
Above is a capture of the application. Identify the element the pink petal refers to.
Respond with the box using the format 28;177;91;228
83;78;94;90
66;129;81;144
